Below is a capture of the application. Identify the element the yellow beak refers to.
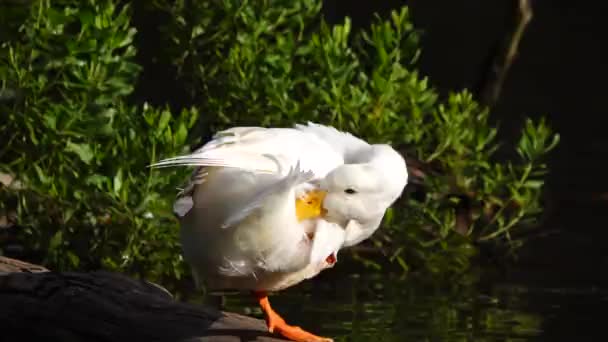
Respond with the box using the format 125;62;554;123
295;190;327;222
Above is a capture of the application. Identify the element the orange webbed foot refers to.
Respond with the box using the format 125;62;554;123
255;291;333;342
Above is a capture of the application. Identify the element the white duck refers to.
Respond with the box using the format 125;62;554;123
152;122;408;342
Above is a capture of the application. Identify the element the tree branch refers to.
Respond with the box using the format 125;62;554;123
477;0;533;107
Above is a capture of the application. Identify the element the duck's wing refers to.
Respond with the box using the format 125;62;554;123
150;126;343;177
214;163;316;275
221;161;314;229
178;162;315;278
155;126;343;219
172;166;203;218
293;122;370;162
228;162;318;274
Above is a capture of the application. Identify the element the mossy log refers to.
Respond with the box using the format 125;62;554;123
0;256;287;341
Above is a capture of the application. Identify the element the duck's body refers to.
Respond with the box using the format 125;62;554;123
160;125;353;292
178;164;344;292
153;122;408;342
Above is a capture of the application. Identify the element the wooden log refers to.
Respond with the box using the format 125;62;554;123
0;255;49;274
0;257;288;341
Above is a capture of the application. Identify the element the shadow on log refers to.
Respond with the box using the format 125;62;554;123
0;257;287;342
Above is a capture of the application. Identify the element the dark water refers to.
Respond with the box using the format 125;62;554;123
175;247;606;342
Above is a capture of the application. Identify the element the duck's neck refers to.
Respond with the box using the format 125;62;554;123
343;215;384;247
345;144;393;166
342;142;374;164
352;144;409;200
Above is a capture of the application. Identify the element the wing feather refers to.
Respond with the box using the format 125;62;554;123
221;161;314;229
150;125;344;178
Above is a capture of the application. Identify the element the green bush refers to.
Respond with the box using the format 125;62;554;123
0;0;198;279
0;0;558;280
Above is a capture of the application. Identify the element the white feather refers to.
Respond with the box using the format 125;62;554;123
155;122;408;292
151;125;345;179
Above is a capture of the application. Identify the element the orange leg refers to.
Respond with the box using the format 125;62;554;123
254;291;333;342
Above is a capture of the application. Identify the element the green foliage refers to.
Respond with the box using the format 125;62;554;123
0;0;198;279
1;0;558;278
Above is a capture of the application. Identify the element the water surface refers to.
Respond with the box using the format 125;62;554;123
175;254;605;341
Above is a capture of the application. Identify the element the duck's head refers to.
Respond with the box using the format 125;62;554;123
318;144;408;246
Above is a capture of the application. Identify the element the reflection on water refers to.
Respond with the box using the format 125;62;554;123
170;255;606;342
218;279;540;341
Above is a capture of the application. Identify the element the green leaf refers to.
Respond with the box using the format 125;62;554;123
174;122;188;146
156;110;172;136
49;230;63;251
79;10;95;27
66;251;80;268
85;174;108;190
113;169;123;195
32;164;49;185
63;208;76;224
523;180;543;189
65;141;94;165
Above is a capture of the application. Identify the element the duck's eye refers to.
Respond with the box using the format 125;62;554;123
344;188;357;194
